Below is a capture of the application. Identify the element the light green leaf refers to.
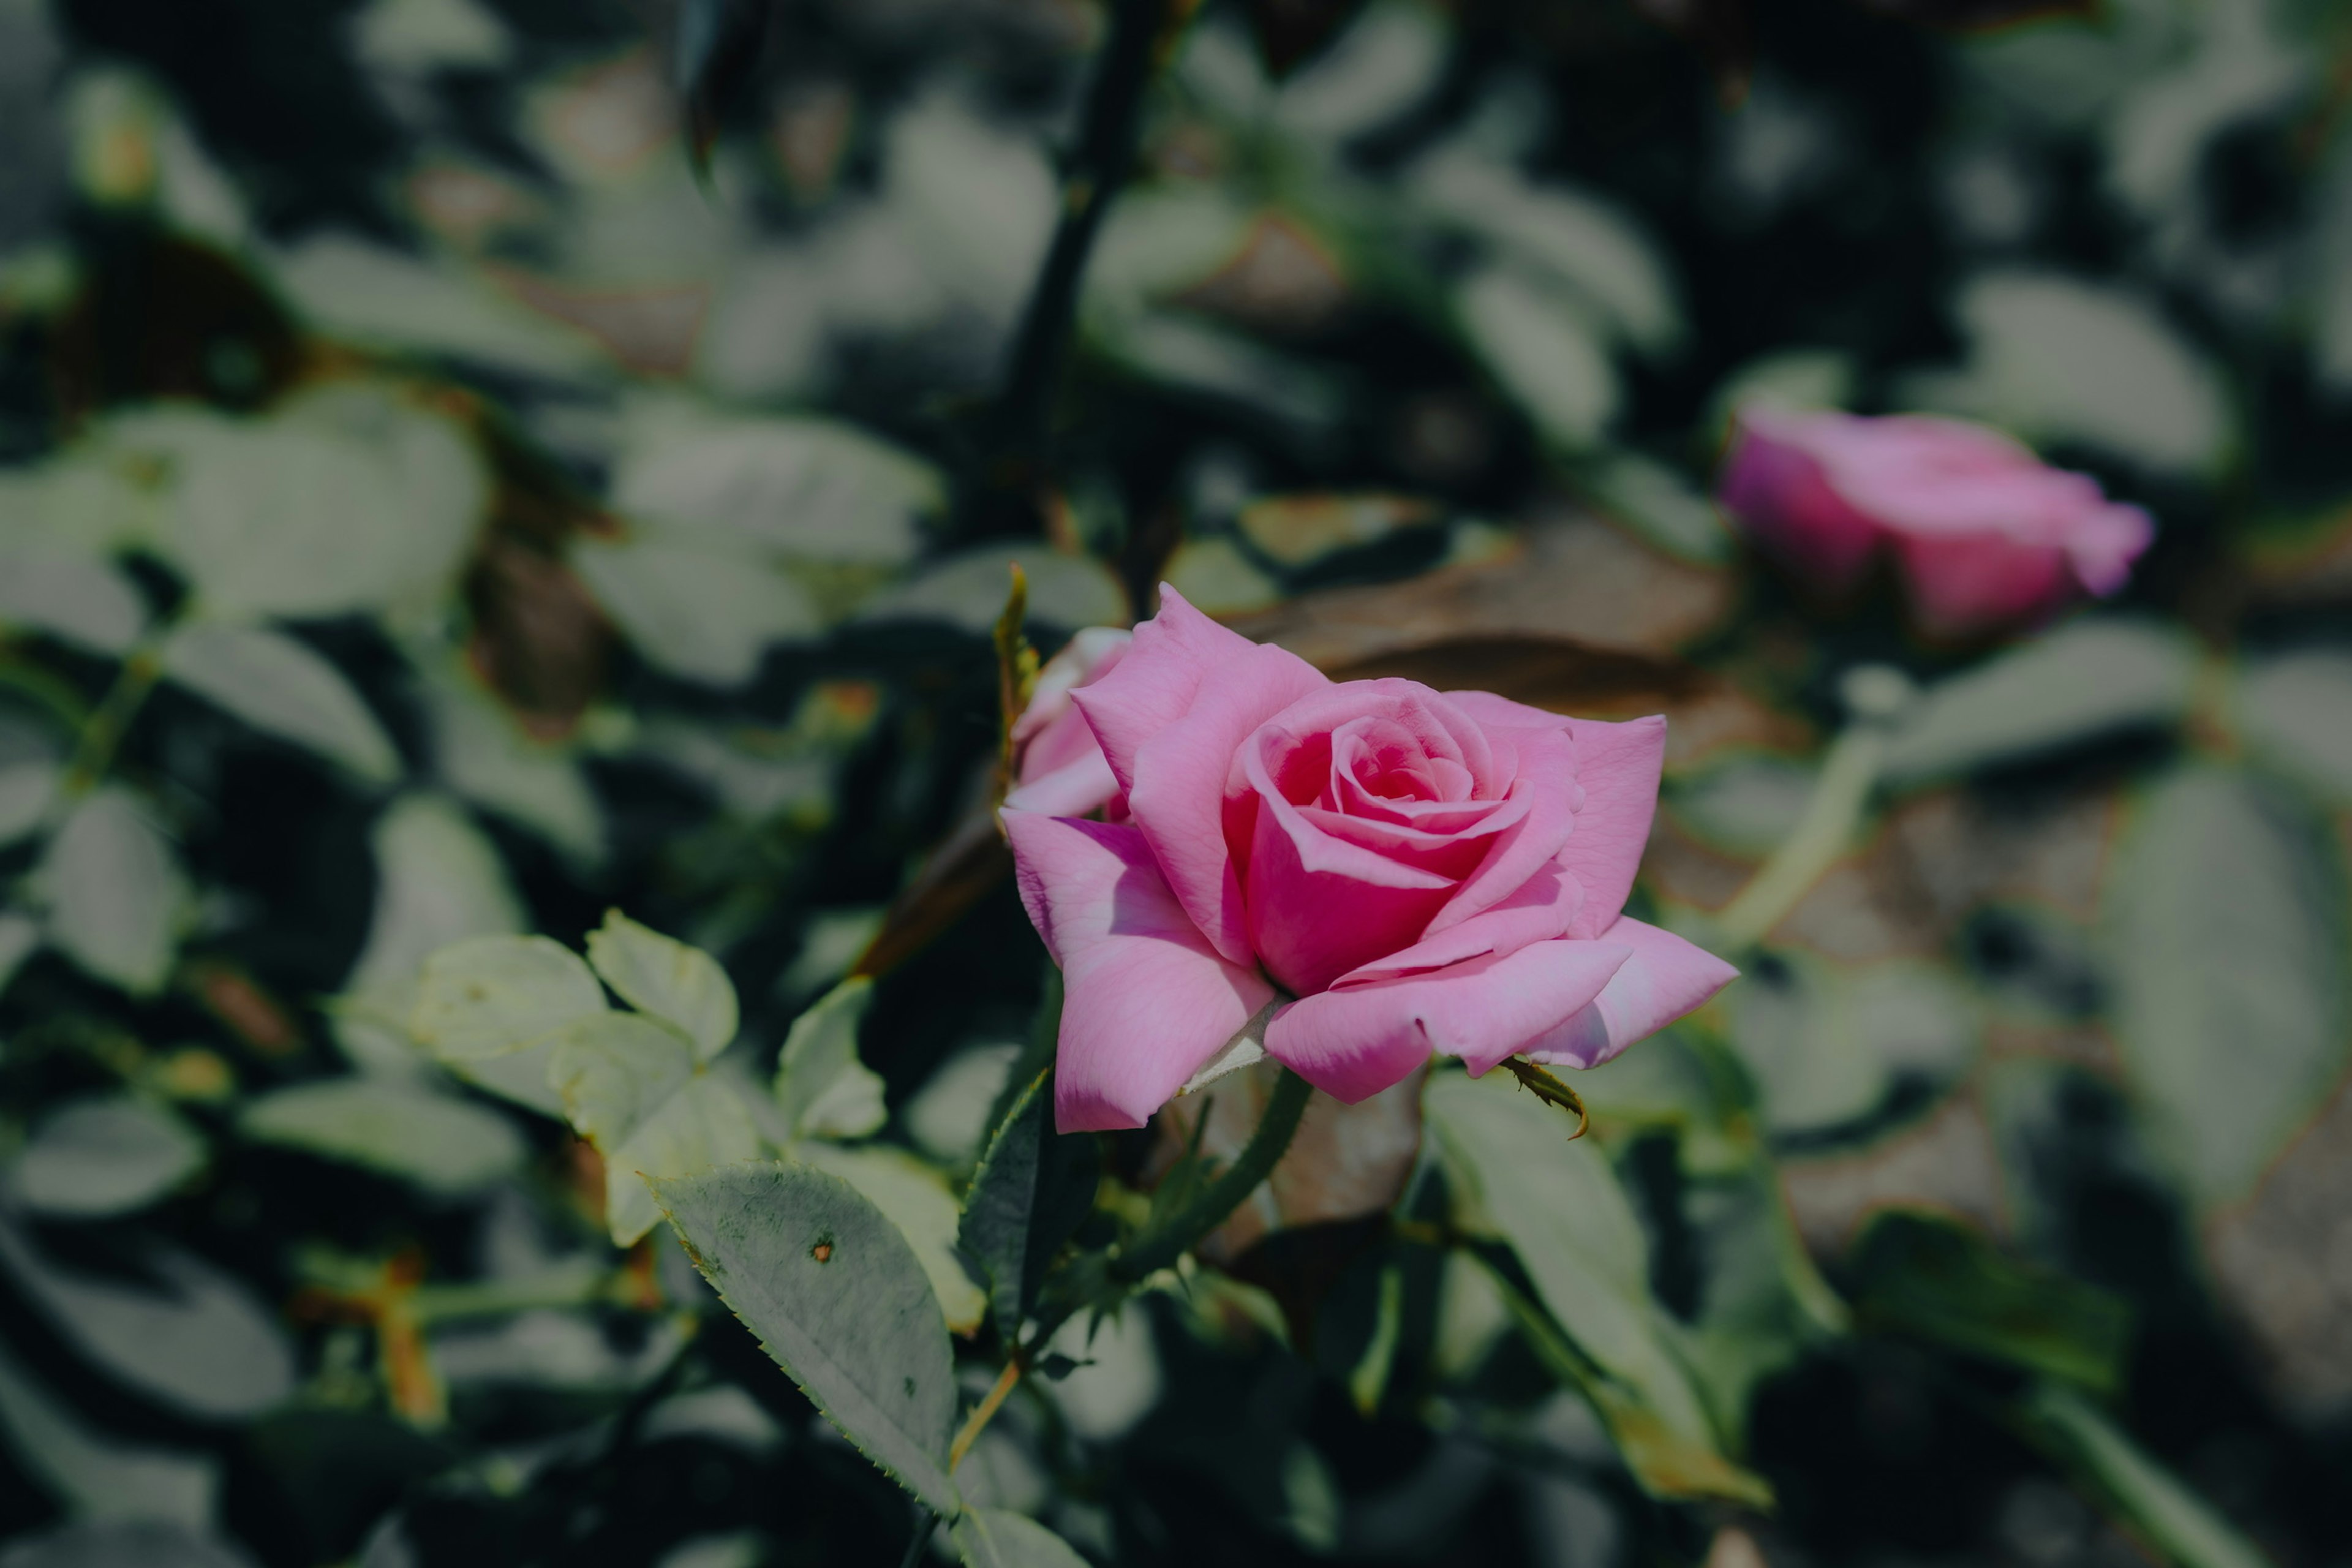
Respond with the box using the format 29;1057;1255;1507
1457;265;1618;451
1581;454;1733;564
2103;766;2350;1207
1902;271;2230;475
0;555;145;654
40;787;190;994
862;545;1128;637
0;913;41;1001
0;1521;260;1568
239;1079;525;1196
2236;650;2352;809
0;1218;295;1420
2019;1384;2274;1568
12;1096;204;1218
411;934;607;1064
0;1338;216;1532
797;1142;987;1336
1425;1069;1767;1504
1667;755;1819;857
774;978;887;1142
571;535;821;686
162;622;399;784
1726;957;1978;1133
131;385;487;618
652;1161;961;1515
1880;620;2198;786
551;1016;763;1245
0;761;59;847
611;399;941;566
425;673;603;863
586;910;737;1059
951;1509;1091;1568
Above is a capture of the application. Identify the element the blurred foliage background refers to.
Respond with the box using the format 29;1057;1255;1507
1;0;2351;1565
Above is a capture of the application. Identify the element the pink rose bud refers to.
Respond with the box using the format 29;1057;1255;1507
1717;406;2154;637
1001;589;1738;1132
1006;626;1133;820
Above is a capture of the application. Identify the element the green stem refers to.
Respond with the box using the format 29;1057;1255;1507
56;626;170;808
1709;723;1887;952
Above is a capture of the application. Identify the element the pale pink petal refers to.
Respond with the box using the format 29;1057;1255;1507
1004;748;1123;818
1521;916;1738;1069
1073;587;1325;966
1011;627;1132;748
2063;502;2154;597
1003;810;1276;1132
1719;409;1883;590
1442;690;1572;734
1266;938;1632;1101
1556;714;1665;940
1331;861;1583;986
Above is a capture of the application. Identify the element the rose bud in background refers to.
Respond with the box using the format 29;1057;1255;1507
1717;405;2154;637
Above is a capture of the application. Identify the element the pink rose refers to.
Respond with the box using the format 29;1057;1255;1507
1718;407;2154;636
1005;627;1132;820
1001;589;1738;1132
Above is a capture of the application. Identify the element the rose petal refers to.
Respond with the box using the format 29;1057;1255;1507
1556;714;1666;940
1719;408;1883;590
1265;938;1632;1101
2062;502;2154;597
1520;916;1738;1069
1003;810;1276;1131
1073;587;1326;966
1893;531;2073;638
1005;748;1123;818
1425;720;1580;936
1244;736;1458;995
1331;861;1583;986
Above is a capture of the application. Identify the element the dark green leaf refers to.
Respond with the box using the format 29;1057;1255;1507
957;1071;1099;1338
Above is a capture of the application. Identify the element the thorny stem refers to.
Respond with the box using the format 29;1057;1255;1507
948;1355;1027;1472
1501;1057;1589;1139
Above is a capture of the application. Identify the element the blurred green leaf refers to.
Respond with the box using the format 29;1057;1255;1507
950;1509;1091;1568
0;555;145;655
570;535;820;687
1427;1069;1768;1504
0;1340;216;1533
774;978;888;1142
1849;1210;2130;1390
11;1095;204;1219
1880;620;2198;785
0;1218;295;1420
2236;650;2352;809
39;786;190;995
1456;266;1618;451
1580;454;1735;565
0;1521;258;1568
0;760;58;847
862;546;1128;637
2103;765;2350;1207
653;1161;962;1515
585;909;738;1060
240;1080;526;1197
162;622;399;785
957;1072;1098;1339
2016;1384;2274;1568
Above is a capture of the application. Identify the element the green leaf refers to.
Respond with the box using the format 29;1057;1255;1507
0;1338;216;1532
1879;620;2198;786
1848;1210;2130;1391
410;935;608;1064
0;1521;257;1568
10;1096;205;1219
651;1162;962;1515
774;978;887;1141
239;1079;526;1197
570;535;821;686
585;910;738;1059
1425;1069;1768;1504
2236;650;2352;809
40;787;191;995
423;673;604;863
161;621;399;785
799;1142;988;1336
1725;957;1978;1134
0;555;146;655
1456;265;1618;451
957;1071;1099;1338
2017;1384;2275;1568
0;1218;295;1420
550;1015;763;1245
0;760;58;848
2104;766;2350;1206
951;1509;1092;1568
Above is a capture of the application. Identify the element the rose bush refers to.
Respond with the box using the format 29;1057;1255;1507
1002;589;1738;1131
1717;406;2154;636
